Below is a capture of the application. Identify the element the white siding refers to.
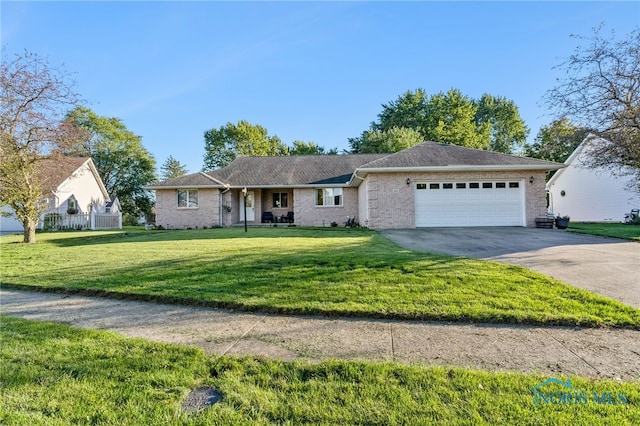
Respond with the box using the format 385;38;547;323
56;163;108;213
0;205;23;233
547;140;640;222
1;160;110;233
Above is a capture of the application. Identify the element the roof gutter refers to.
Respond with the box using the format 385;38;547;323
144;184;221;190
347;170;366;186
356;164;566;177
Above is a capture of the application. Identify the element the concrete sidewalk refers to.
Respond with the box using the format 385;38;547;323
2;289;639;380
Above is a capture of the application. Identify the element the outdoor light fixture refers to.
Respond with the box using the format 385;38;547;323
242;187;248;232
529;176;535;184
406;178;411;186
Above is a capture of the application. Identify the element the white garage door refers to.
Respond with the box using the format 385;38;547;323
415;181;525;227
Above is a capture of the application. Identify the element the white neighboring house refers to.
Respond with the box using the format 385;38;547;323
546;135;640;222
0;157;121;234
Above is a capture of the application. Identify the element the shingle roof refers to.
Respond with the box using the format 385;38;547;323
359;141;563;169
148;142;564;189
37;157;91;190
147;172;221;188
206;154;386;186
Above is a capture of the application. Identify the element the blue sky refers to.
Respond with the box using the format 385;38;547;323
2;1;639;174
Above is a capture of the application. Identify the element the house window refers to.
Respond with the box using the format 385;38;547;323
509;182;520;188
456;183;466;189
443;183;453;189
429;183;440;189
496;182;506;188
483;182;493;189
316;188;343;207
416;183;427;190
470;183;480;189
66;196;78;214
272;192;288;208
177;189;198;208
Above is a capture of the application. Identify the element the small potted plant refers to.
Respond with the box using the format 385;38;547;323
555;215;570;229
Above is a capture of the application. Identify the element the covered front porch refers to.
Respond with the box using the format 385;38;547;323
222;188;295;226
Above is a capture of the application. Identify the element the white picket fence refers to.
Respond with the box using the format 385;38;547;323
41;212;122;231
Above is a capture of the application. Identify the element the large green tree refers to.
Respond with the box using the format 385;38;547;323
475;94;530;153
203;120;289;170
524;118;589;164
353;127;423;154
350;88;528;154
373;88;429;135
289;140;337;155
0;51;83;243
544;26;640;188
426;89;489;150
66;106;156;220
160;155;188;180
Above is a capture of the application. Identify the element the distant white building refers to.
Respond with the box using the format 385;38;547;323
546;135;640;222
1;157;120;234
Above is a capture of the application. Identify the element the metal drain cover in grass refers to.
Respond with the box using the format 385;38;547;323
182;387;222;414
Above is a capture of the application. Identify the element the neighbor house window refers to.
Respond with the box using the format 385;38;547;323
177;189;198;208
272;192;288;208
316;188;343;206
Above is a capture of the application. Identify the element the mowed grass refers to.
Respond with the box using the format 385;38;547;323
568;222;640;241
1;316;639;425
1;227;639;328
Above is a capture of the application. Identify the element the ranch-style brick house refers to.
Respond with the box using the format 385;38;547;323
147;141;564;229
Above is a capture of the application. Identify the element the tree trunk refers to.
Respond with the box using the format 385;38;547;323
23;219;37;243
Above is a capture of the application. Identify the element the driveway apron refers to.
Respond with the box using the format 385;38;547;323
382;227;640;308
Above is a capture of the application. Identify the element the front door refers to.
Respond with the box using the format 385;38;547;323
239;191;255;221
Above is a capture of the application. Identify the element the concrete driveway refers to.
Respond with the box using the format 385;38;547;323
382;227;640;308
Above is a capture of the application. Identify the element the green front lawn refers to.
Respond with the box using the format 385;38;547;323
2;316;638;425
569;222;640;240
1;228;638;328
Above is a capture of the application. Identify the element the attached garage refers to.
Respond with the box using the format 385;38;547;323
414;180;525;227
354;142;564;229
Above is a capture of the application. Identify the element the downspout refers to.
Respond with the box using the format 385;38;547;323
219;184;231;226
351;171;367;227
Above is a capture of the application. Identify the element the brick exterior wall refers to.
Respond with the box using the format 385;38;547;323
154;170;548;230
261;189;294;222
155;188;220;229
293;188;359;227
364;171;548;229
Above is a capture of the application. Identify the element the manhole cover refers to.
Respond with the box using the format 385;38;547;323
181;387;222;414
